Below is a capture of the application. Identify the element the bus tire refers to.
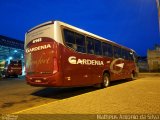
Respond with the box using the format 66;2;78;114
130;72;136;80
4;74;9;78
14;75;18;78
101;73;110;88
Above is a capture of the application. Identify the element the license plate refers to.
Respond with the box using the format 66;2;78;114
35;80;42;83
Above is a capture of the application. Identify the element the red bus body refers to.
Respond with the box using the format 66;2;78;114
25;21;138;87
4;60;22;77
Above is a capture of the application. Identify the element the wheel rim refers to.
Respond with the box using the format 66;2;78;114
104;76;109;87
131;73;134;79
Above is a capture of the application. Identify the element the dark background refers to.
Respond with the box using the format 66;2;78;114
0;0;159;56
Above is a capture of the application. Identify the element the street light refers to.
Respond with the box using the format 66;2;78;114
14;50;18;53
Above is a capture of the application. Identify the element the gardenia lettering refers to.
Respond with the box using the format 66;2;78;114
68;56;104;65
26;44;51;53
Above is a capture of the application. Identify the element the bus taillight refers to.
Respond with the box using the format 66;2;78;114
53;58;58;74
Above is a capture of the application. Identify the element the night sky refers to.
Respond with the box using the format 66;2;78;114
0;0;159;56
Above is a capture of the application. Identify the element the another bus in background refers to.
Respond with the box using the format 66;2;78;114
2;60;22;78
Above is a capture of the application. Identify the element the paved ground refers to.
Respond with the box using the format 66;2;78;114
0;76;98;114
1;73;160;120
13;74;160;115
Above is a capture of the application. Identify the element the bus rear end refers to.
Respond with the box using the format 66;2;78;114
25;21;62;87
3;60;22;78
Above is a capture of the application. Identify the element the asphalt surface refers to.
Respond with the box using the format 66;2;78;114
0;76;98;113
0;73;160;116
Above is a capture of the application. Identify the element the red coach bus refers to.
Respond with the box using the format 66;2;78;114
25;21;138;88
3;60;22;78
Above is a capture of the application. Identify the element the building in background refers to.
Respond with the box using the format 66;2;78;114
147;44;160;72
138;56;149;72
0;35;24;76
151;0;160;72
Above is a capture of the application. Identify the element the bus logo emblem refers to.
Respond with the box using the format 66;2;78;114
115;63;124;68
110;58;124;74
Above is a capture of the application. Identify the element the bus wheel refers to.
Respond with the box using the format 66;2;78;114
101;73;110;88
130;72;136;80
14;75;18;78
4;74;9;78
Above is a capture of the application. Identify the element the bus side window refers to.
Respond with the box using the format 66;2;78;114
94;40;102;55
86;37;95;54
64;29;78;51
108;44;113;57
113;46;121;58
102;43;108;57
72;44;77;51
102;42;113;57
125;50;129;60
75;33;86;53
122;49;126;59
63;29;75;44
122;49;134;61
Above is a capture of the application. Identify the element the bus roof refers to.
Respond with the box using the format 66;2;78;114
27;21;54;33
27;20;135;52
56;21;135;52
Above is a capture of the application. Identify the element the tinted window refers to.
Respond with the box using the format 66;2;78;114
75;33;86;53
122;49;134;61
75;33;85;46
86;37;94;54
102;42;113;57
113;46;121;58
66;43;76;50
77;46;86;53
121;49;127;59
64;29;86;53
64;29;75;44
94;40;102;55
125;50;129;60
108;44;113;57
